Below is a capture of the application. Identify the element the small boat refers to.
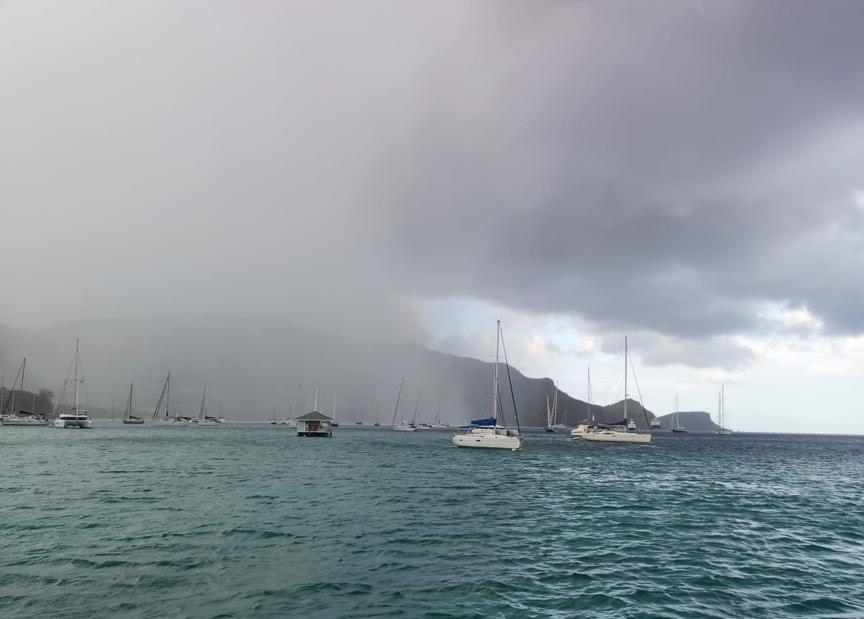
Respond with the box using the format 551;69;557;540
121;382;144;424
391;379;417;431
296;385;333;437
1;359;47;426
584;337;650;444
53;340;93;429
194;384;219;427
452;321;522;450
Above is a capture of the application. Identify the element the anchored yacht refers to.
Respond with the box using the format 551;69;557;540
452;321;522;451
53;340;93;429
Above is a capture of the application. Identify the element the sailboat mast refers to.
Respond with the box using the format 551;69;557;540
492;321;500;423
623;336;628;422
412;391;422;425
553;384;558;426
73;340;80;414
166;371;171;419
587;365;593;423
200;383;208;420
314;384;319;412
20;358;26;413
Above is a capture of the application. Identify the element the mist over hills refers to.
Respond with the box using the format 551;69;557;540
1;318;717;430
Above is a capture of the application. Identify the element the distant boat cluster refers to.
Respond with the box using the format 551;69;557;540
2;325;733;447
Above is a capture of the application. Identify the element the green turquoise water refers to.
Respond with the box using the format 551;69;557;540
1;426;863;618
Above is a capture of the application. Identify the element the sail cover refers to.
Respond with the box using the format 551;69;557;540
469;417;496;426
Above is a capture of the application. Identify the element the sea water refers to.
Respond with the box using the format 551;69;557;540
1;426;863;618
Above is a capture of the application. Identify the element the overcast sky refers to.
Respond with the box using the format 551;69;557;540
2;1;863;432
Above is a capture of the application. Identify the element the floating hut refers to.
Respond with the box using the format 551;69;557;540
295;411;333;437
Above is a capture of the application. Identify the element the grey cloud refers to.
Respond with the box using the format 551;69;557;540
2;0;864;354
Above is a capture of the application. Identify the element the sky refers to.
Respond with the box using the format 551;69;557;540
2;1;864;433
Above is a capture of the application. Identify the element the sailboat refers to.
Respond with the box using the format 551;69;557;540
672;395;688;433
331;394;339;427
431;402;449;428
281;386;299;426
584;337;650;444
391;379;416;431
452;321;522;450
412;391;431;430
194;383;219;427
122;382;144;424
544;390;556;432
1;358;47;426
53;340;93;428
716;385;732;435
570;366;595;438
151;372;184;425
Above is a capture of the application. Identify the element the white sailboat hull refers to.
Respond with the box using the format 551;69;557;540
569;424;591;438
1;415;47;426
584;430;650;444
392;425;417;432
452;428;521;450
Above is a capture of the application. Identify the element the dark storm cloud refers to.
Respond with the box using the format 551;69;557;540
383;1;864;338
2;0;863;352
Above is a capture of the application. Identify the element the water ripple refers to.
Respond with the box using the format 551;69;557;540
1;427;863;618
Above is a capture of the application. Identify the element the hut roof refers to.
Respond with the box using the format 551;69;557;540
295;410;332;421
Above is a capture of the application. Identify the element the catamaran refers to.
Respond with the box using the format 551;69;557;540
452;321;522;450
1;358;47;426
584;337;650;444
122;382;144;424
53;340;93;429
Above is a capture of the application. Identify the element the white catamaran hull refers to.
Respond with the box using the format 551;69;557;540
452;428;521;450
53;418;93;429
392;425;417;432
584;430;650;444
